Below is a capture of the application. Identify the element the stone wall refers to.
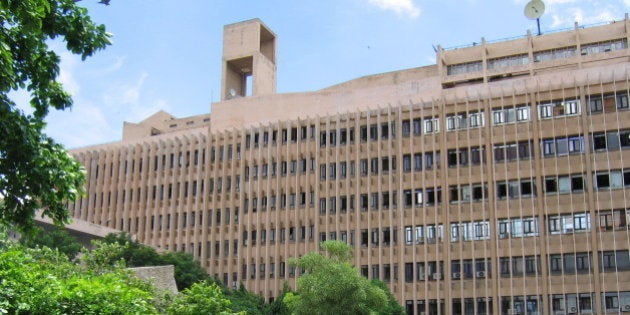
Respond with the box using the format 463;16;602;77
129;265;178;295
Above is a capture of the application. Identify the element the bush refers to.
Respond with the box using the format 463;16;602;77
0;236;158;314
167;281;243;315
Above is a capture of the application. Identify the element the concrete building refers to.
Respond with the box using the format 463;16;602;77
68;17;630;314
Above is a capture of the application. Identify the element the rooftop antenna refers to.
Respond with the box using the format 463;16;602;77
524;0;545;35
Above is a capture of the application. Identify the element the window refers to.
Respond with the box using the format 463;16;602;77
589;95;603;113
369;124;378;141
598;209;629;230
539;104;553;119
539;99;581;118
447;60;482;75
548;252;591;274
450;221;490;242
602;292;623;312
424;118;439;134
564;100;580;115
380;123;389;139
500;105;531;124
594;170;626;190
447;146;484;167
548;212;591;234
425;224;444;243
469;112;484;127
541;135;584;157
516;106;530;121
497;216;539;238
496;179;535;199
599;250;630;271
446;115;462;131
494;141;533;162
449;184;486;203
402;120;410;137
402;154;411;172
544;174;585;194
499;256;540;276
487;53;528;69
592;129;630;151
413;118;422;135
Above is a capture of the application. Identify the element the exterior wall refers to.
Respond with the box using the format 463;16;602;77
129;265;178;295
69;19;630;315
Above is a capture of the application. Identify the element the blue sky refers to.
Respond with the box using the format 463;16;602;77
16;0;629;148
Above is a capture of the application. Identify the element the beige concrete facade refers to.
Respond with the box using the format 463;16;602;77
68;18;630;315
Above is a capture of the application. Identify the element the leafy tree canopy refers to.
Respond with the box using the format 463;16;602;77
20;225;83;259
0;0;111;233
167;281;244;315
283;240;394;315
102;232;214;290
0;232;158;314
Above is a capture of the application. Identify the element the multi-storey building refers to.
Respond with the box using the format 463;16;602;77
68;18;630;314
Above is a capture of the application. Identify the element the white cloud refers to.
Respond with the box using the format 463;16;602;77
54;44;81;96
545;0;576;4
550;7;619;28
98;56;125;74
45;70;174;148
45;101;114;148
102;71;172;123
367;0;421;18
104;71;148;106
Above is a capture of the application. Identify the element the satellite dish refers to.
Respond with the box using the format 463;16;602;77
524;0;545;20
228;88;237;99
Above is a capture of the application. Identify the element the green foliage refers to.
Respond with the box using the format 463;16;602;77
103;232;162;266
160;251;212;290
370;279;405;315
263;282;292;315
58;272;157;315
0;0;111;232
20;226;83;259
284;240;389;315
79;239;127;274
103;232;212;290
0;236;157;314
167;281;244;315
225;284;266;315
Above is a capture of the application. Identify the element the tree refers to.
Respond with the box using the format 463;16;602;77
160;251;214;290
166;281;244;315
370;279;405;315
263;282;292;315
283;241;390;315
20;225;83;259
103;232;162;266
102;232;213;290
225;283;266;315
0;0;111;232
0;233;158;314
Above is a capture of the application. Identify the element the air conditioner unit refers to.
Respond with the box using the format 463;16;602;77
622;304;630;312
452;272;461;279
499;233;509;239
569;306;577;313
507;309;517;315
432;273;441;280
476;271;486;277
